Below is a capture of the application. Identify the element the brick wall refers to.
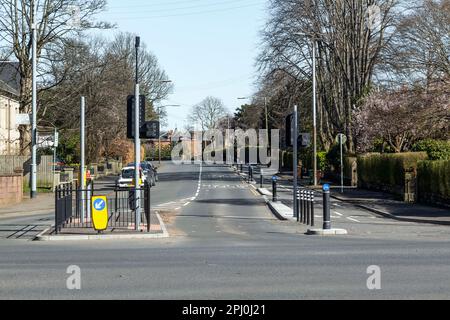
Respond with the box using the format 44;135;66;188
0;170;23;207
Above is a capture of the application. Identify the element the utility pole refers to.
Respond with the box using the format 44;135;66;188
134;36;141;231
30;1;38;199
80;97;85;224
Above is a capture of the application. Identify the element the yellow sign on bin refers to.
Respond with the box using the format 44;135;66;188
91;196;108;231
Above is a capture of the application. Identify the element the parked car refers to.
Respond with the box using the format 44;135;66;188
143;161;158;184
117;166;145;188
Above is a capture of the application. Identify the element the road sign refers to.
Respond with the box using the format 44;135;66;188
335;133;347;145
323;184;330;192
54;131;59;148
91;196;108;231
16;114;31;126
127;95;146;139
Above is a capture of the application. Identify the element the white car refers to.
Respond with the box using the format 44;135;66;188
117;167;146;188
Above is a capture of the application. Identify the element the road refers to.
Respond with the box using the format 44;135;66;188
1;162;450;299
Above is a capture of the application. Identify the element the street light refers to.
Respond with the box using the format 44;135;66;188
295;31;318;186
156;104;180;164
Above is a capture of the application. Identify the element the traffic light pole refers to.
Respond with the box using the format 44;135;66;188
30;2;37;199
134;37;141;231
293;105;299;220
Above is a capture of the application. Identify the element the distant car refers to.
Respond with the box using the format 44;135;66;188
127;162;157;186
118;167;145;188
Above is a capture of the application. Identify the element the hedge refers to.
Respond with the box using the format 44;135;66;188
357;152;428;195
417;160;450;206
413;139;450;160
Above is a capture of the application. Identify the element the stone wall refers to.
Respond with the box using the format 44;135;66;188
0;170;23;207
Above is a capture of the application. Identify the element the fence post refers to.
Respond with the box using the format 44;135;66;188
115;180;118;214
146;182;151;233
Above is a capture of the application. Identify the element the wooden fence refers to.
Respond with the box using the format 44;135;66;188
0;155;54;188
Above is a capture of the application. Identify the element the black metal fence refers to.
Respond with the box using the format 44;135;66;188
55;181;152;234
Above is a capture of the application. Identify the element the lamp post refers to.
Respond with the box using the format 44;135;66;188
156;104;180;164
295;32;318;186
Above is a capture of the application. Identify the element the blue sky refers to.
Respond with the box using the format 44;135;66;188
97;0;268;130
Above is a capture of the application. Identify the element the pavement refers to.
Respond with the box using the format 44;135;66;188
252;167;450;227
331;189;450;226
1;162;450;299
0;193;54;219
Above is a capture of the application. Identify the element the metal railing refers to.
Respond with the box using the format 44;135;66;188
55;181;152;234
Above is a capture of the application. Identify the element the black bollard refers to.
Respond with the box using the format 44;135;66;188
272;176;278;202
260;175;263;188
323;184;331;230
310;191;315;227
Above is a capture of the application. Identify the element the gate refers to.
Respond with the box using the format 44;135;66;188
55;181;152;234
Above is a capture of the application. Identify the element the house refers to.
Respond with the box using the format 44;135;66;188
0;62;21;155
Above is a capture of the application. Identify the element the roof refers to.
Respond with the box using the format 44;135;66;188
0;62;20;96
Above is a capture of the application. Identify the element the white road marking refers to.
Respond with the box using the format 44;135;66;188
183;202;190;207
334;211;344;216
346;217;360;223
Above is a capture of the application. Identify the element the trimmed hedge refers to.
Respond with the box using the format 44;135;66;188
418;160;450;206
357;152;428;195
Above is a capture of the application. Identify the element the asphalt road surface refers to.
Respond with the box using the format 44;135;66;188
1;162;450;299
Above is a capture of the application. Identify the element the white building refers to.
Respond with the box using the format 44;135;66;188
0;62;21;155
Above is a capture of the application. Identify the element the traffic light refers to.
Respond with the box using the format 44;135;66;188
285;113;295;147
140;121;160;140
127;95;146;139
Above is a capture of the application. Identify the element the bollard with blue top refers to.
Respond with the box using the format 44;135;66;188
272;176;278;202
323;184;331;230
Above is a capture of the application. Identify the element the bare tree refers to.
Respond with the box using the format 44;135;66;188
188;96;227;131
0;0;111;154
258;0;399;152
39;33;173;163
389;0;450;88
